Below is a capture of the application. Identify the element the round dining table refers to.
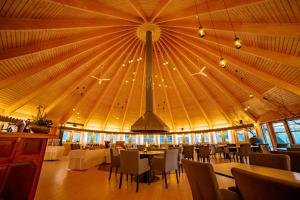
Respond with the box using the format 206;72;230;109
138;150;165;183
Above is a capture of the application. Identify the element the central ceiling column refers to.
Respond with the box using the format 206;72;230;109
146;30;153;112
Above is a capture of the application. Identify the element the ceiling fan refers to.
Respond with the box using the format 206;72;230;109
89;65;110;85
190;66;207;77
190;57;207;77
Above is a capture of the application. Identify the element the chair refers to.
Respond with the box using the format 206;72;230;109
169;147;184;176
231;167;300;200
197;145;210;163
272;151;300;172
215;145;224;158
259;144;270;153
182;159;241;200
151;149;179;188
237;144;251;163
224;146;237;162
210;144;216;158
109;148;120;181
183;145;194;160
276;143;288;150
249;153;291;170
119;150;150;192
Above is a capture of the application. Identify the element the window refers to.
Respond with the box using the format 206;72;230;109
86;133;92;143
185;135;190;143
72;132;80;143
195;134;201;143
224;131;230;142
113;135;119;143
62;131;71;142
272;122;290;145
125;135;129;143
260;123;273;150
215;132;222;143
149;136;155;144
167;135;172;144
159;135;165;144
143;136;147;143
237;130;245;142
177;135;183;143
131;135;137;144
105;134;111;141
287;119;300;144
93;134;100;143
247;128;257;139
204;133;210;143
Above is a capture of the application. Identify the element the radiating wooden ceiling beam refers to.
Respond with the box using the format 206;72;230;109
45;33;136;115
162;27;300;69
155;43;193;129
0;27;135;61
158;39;213;128
121;45;145;130
155;0;266;23
161;34;257;122
4;32;132;116
103;42;143;130
60;36;139;125
160;37;233;126
153;44;176;130
0;30;135;90
163;31;300;98
83;38;140;127
0;18;137;30
159;21;300;36
48;0;142;23
149;0;172;23
128;0;148;22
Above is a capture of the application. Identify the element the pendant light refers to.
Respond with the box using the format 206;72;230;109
194;0;205;38
222;0;242;49
206;1;227;68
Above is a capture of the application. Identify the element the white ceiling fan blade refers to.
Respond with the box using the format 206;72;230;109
190;72;200;76
200;66;206;72
100;78;110;81
89;75;100;80
200;72;207;77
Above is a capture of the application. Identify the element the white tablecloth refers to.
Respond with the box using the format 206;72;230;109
68;149;107;170
44;146;65;161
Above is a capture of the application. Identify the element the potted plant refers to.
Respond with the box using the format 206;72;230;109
30;105;53;134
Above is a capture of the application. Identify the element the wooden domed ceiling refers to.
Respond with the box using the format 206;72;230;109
0;0;300;131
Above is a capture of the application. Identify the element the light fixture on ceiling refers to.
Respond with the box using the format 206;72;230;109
249;94;254;98
234;37;242;49
207;1;226;68
219;57;227;68
193;0;205;38
222;0;242;49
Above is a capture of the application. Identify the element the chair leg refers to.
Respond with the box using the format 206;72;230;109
175;170;179;184
164;172;168;188
115;167;118;176
109;166;113;181
148;171;150;185
119;172;123;189
178;164;181;176
136;175;139;192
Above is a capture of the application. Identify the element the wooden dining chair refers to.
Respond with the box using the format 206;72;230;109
237;144;251;163
151;149;179;188
249;153;291;170
182;159;241;200
108;148;120;181
232;167;300;200
197;145;210;163
119;150;150;192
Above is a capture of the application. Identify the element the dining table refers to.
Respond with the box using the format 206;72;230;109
137;150;165;183
213;162;300;184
